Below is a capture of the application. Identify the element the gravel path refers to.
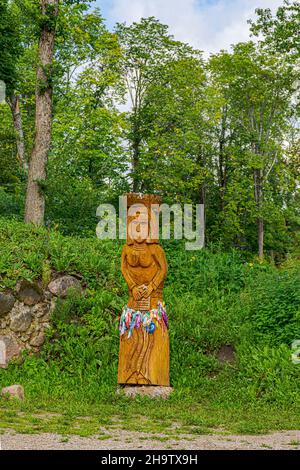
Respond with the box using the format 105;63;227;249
1;430;300;450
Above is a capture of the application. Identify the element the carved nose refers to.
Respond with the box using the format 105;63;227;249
136;224;141;233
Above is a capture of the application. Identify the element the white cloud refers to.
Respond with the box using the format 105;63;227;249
98;0;284;54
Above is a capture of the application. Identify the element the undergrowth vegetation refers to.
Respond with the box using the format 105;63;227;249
0;218;299;433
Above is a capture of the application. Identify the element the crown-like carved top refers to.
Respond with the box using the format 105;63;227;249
126;193;162;209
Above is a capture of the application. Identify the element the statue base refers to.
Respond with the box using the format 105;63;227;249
117;385;173;399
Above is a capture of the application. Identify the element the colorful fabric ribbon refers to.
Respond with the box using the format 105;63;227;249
119;301;169;338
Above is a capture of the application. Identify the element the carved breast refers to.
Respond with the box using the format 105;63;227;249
127;249;153;268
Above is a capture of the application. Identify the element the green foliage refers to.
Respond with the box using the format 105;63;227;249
0;188;24;218
0;219;299;416
208;40;299;253
0;0;21;95
242;265;300;344
139;56;210;200
0;105;20;187
115;17;200;192
238;344;300;404
250;1;300;60
0;5;299;257
0;219;127;295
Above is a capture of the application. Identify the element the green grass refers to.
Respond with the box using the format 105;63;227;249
0;396;299;436
0;217;300;436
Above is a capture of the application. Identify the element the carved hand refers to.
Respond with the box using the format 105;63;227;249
141;283;153;299
132;285;146;300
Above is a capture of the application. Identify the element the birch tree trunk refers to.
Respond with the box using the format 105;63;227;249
132;135;140;192
24;0;59;224
198;149;206;248
199;185;206;248
218;106;228;211
254;167;264;260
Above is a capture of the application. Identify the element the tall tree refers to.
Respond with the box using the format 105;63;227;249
249;1;300;60
5;0;38;173
6;94;27;171
0;1;26;170
115;17;196;191
133;59;207;194
210;42;297;258
47;20;127;233
140;55;213;245
24;0;59;224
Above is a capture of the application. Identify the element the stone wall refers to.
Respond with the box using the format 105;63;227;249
0;275;82;368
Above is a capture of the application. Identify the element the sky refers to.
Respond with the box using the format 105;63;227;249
95;0;283;54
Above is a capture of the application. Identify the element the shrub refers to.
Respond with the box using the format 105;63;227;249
242;267;300;345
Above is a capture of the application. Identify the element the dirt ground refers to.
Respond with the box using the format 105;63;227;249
1;429;300;450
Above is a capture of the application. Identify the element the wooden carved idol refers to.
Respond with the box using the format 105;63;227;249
118;193;170;386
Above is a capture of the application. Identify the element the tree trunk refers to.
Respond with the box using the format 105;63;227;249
199;185;206;248
24;0;59;225
196;148;206;247
257;213;264;260
218;105;227;211
254;167;264;260
131;114;141;192
132;137;139;192
7;94;27;171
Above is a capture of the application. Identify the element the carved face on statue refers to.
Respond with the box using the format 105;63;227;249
127;204;149;244
122;196;168;311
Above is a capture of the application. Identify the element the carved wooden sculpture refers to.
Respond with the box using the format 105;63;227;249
118;194;170;386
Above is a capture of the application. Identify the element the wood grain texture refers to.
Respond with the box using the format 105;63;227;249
118;325;170;385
